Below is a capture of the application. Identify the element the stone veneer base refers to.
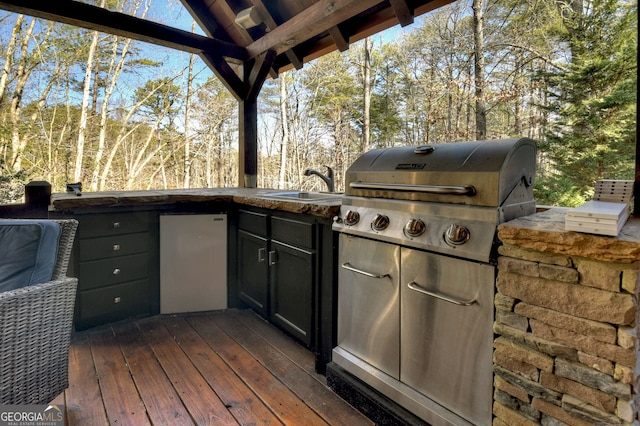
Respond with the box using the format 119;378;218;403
494;209;640;425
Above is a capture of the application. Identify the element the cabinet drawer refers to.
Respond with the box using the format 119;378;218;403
78;232;149;261
78;279;149;327
79;212;149;238
271;216;315;250
238;209;269;237
79;253;149;290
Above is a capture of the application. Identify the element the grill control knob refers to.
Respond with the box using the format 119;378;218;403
371;214;390;231
403;218;426;238
344;210;360;226
445;224;471;245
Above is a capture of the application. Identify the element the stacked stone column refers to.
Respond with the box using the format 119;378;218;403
494;210;640;425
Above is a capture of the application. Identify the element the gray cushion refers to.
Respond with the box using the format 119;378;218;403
0;220;61;292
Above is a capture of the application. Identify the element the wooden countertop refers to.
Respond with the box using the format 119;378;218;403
51;188;342;218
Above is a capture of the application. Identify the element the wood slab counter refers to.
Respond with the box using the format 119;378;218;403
51;187;342;217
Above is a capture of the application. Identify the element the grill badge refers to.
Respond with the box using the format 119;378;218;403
395;163;426;170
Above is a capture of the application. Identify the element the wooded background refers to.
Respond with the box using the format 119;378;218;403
0;0;636;206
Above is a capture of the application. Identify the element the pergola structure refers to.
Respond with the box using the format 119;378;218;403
0;0;637;211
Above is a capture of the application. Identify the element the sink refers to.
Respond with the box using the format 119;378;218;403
260;191;342;202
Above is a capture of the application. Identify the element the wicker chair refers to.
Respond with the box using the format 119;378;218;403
0;219;78;405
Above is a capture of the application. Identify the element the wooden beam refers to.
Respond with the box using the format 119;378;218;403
246;51;277;101
389;0;414;27
199;53;247;100
245;0;381;59
0;0;246;60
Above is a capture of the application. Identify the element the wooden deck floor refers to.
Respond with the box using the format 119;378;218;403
52;309;373;426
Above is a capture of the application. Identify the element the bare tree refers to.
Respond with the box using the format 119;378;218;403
73;14;102;183
278;74;289;188
362;37;372;152
8;17;38;171
472;0;487;140
182;21;197;189
88;34;134;191
0;14;22;110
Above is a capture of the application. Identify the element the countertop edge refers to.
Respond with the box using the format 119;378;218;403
50;188;341;218
498;209;640;263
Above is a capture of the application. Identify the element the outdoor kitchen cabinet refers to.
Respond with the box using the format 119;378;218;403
269;215;316;347
237;210;269;317
236;208;327;349
71;210;159;330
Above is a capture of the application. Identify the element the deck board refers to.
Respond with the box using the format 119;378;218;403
187;314;327;425
112;321;193;425
137;317;239;425
90;327;152;426
64;335;109;426
60;309;373;426
212;312;371;426
162;316;281;425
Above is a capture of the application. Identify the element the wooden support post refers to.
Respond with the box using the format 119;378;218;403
237;51;276;188
239;98;258;187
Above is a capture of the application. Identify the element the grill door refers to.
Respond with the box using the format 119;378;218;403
337;234;400;379
400;247;494;426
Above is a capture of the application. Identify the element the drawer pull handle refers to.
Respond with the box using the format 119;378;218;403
258;248;266;262
407;281;477;306
113;268;121;275
114;297;121;304
269;250;278;266
113;244;120;251
341;262;390;279
113;221;121;229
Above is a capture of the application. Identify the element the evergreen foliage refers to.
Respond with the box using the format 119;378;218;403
539;0;637;205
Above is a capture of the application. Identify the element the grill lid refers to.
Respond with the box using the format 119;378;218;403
345;138;536;207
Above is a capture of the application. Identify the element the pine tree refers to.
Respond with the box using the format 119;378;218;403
538;0;637;206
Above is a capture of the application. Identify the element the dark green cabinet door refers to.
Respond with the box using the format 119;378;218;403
270;240;315;346
237;229;269;317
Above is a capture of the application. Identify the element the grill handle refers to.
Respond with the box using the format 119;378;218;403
341;262;390;279
350;182;476;196
407;281;477;306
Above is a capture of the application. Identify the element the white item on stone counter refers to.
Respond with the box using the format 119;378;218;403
565;200;630;236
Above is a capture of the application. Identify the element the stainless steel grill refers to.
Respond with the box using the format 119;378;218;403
331;138;537;426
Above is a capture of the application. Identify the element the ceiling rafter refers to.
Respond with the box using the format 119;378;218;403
328;27;349;52
252;0;303;71
294;0;349;56
389;0;414;27
178;0;224;39
245;0;381;60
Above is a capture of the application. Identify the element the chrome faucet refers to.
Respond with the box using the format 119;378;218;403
304;166;335;192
